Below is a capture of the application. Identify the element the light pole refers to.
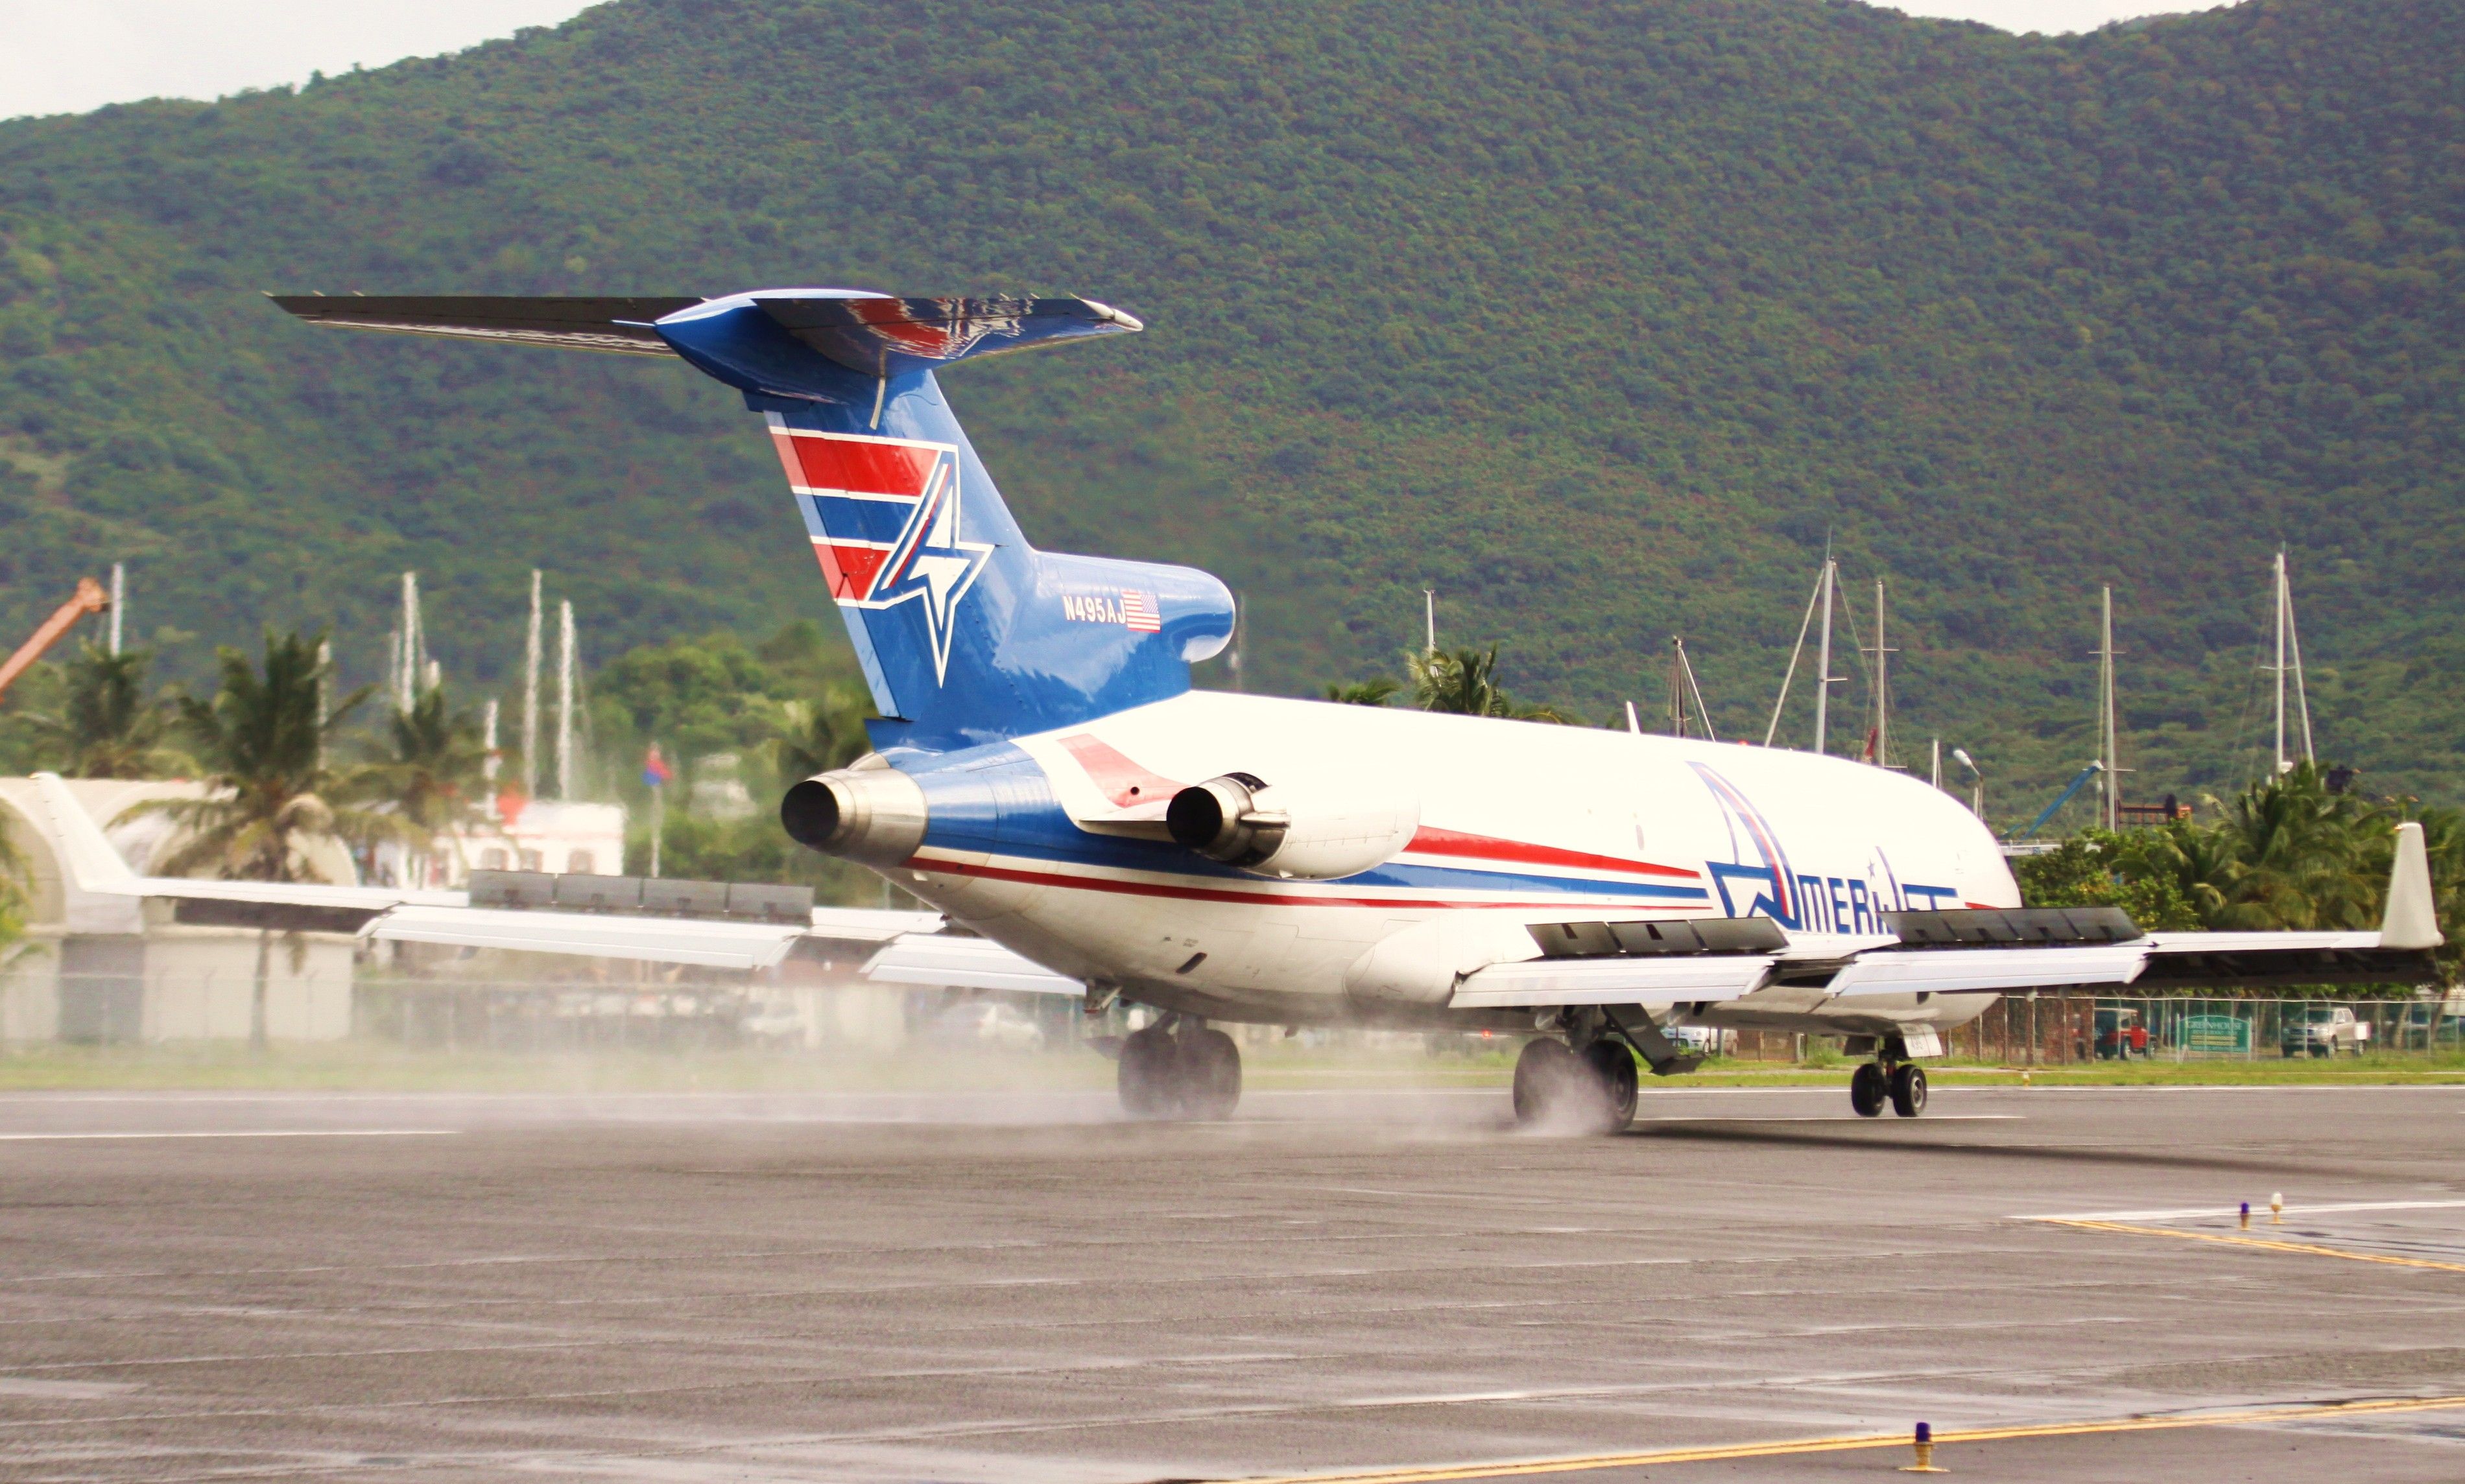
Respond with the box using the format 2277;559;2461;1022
1952;748;1984;823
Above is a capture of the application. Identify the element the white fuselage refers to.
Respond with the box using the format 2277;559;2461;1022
881;690;2018;1036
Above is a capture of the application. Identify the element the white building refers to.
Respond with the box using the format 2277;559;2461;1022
0;778;358;1043
372;797;630;888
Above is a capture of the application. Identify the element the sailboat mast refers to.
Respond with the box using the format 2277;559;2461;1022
1872;576;1889;768
2099;585;2117;831
2272;550;2287;775
2283;558;2316;766
556;599;577;801
1669;637;1686;736
522;571;543;799
1763;562;1826;748
1813;558;1835;755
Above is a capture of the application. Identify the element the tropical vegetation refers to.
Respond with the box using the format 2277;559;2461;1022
10;645;189;779
0;0;2458;819
2016;763;2465;982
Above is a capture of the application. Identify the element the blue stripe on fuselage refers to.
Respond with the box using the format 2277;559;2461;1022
896;742;1711;902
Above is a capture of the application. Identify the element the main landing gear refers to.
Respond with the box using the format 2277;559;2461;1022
1850;1059;1927;1118
1117;1015;1243;1121
1512;1034;1639;1135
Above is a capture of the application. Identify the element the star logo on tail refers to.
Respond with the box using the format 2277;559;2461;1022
865;448;992;683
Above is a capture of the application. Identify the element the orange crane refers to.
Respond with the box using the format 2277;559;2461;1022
0;577;112;702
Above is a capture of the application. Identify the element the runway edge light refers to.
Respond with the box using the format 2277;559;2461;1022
1899;1420;1946;1473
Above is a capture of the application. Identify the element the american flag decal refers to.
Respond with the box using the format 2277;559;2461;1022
1121;589;1161;632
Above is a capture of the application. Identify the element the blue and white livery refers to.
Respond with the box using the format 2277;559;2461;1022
262;287;2444;1128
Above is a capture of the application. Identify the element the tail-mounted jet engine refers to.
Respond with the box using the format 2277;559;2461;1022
780;761;928;869
1166;773;1418;880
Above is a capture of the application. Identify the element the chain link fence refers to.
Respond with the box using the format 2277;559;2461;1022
1723;992;2464;1064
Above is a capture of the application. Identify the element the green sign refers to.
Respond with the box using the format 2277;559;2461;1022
2184;1013;2252;1054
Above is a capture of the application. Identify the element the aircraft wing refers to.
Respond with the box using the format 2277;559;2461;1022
27;773;944;971
1450;823;2443;1011
863;933;1084;996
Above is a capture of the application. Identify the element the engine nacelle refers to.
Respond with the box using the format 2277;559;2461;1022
779;758;927;869
1165;773;1418;880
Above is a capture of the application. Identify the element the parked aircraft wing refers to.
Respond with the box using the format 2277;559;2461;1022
864;934;1084;996
27;772;950;967
1449;953;1776;1010
368;906;807;971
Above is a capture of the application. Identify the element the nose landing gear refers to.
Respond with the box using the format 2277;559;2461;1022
1117;1015;1243;1121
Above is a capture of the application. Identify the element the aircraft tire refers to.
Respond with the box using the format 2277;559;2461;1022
1181;1028;1243;1121
1849;1062;1888;1118
1580;1040;1639;1131
1888;1063;1927;1117
1512;1037;1579;1128
1118;1026;1176;1120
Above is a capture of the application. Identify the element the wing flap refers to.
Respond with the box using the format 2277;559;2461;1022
368;905;804;971
1823;944;2149;996
1450;954;1776;1010
863;934;1082;996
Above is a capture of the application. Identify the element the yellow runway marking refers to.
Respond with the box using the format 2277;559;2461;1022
2040;1217;2465;1273
1221;1394;2465;1484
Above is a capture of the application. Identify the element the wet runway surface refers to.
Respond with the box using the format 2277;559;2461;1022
1;1082;2461;1481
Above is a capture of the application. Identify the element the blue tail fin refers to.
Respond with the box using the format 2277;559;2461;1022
651;291;1235;750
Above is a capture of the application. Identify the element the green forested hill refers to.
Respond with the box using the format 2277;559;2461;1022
0;0;2459;821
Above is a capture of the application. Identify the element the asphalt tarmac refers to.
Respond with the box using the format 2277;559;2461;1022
1;1079;2461;1481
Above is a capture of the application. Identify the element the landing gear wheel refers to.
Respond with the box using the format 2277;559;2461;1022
1180;1028;1243;1120
1849;1061;1888;1118
1118;1026;1176;1119
1888;1063;1927;1117
1580;1039;1639;1132
1512;1037;1579;1129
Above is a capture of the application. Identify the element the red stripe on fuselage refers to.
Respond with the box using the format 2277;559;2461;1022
1403;827;1700;880
907;854;1698;912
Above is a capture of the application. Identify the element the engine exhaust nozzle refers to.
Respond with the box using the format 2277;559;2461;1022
780;761;928;869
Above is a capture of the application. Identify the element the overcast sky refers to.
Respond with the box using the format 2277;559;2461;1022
1;0;2204;122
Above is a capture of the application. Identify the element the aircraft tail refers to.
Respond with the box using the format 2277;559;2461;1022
274;289;1235;750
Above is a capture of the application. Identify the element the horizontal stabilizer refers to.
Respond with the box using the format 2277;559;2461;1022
268;292;1141;376
268;294;706;355
748;294;1140;378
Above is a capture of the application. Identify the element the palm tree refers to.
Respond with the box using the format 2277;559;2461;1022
134;631;382;1048
762;685;872;790
352;683;490;886
2206;763;2381;931
1324;677;1401;706
1407;645;1576;723
21;645;189;779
